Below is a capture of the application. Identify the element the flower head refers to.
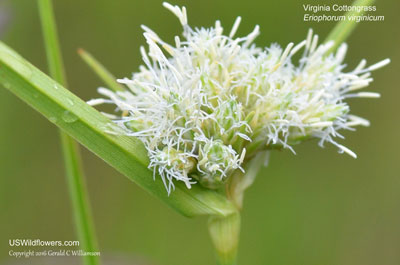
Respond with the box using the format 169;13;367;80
89;2;389;193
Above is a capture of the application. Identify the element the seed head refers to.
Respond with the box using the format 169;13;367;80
89;2;389;193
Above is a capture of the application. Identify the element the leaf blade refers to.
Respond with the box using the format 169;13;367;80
78;48;125;92
325;0;376;51
0;41;236;217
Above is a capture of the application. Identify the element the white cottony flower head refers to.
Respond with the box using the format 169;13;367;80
89;2;390;193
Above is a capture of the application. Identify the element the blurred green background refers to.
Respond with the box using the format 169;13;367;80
0;0;399;264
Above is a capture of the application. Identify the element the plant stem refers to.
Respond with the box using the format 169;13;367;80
60;133;100;265
208;151;268;265
208;212;241;265
37;1;99;265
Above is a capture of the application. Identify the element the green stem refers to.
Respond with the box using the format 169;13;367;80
209;151;268;265
60;133;99;265
208;212;241;265
37;1;99;265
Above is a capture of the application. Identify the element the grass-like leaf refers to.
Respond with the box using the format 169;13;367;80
0;41;236;218
77;48;125;92
325;0;376;51
37;1;100;264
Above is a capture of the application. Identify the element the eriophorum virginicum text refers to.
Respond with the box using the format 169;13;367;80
89;2;389;194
